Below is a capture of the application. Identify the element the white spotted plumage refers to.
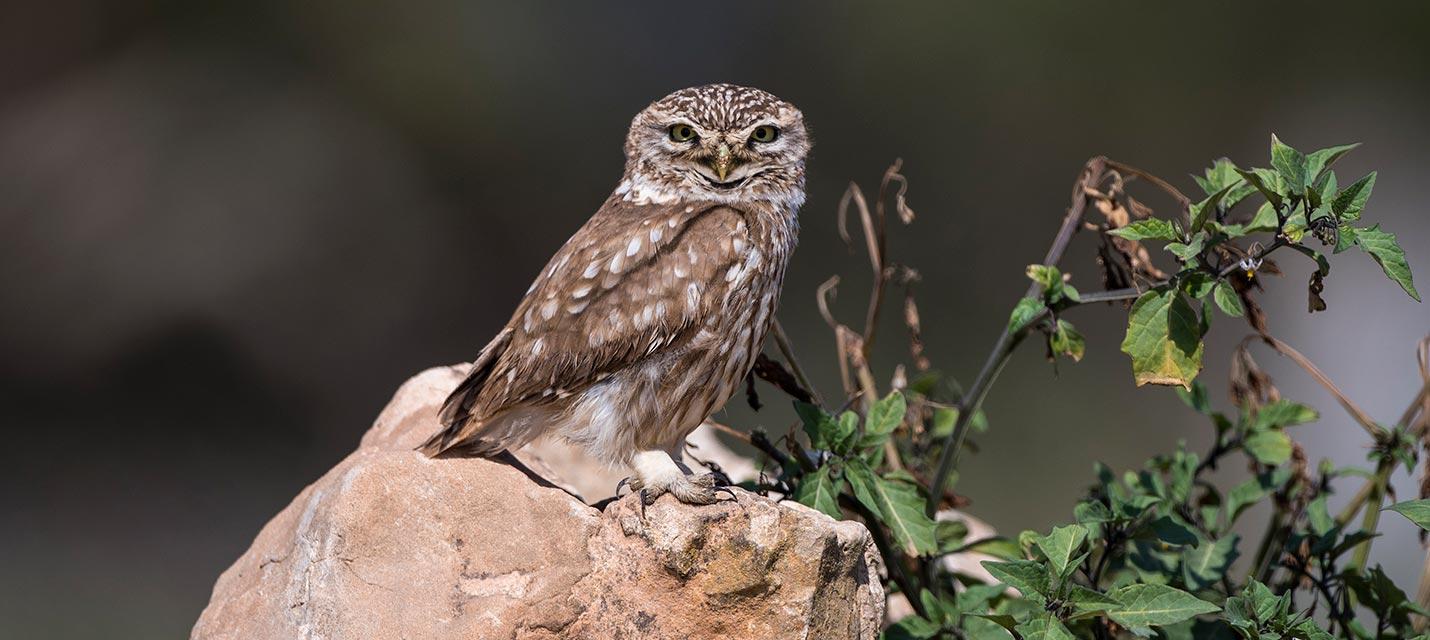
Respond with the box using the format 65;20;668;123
420;84;810;505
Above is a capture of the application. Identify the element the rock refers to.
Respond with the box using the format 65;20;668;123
192;365;884;640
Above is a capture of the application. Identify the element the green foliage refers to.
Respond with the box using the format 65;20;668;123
1354;225;1420;301
793;464;842;519
1386;499;1430;531
1106;584;1220;633
1120;289;1204;389
847;457;939;556
1109;219;1179;242
764;143;1424;640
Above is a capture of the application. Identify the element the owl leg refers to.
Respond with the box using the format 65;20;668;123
629;450;733;506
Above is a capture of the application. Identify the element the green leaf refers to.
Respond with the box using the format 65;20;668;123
1206;221;1249;239
1281;206;1307;244
1315;169;1338;205
1148;515;1199;546
1246;201;1279;233
1107;584;1220;630
1243;430;1292;465
1334;223;1358;254
1354;225;1420;301
919;589;953;625
1195;158;1239;193
1211;282;1244;317
1009;296;1046;333
1026;263;1062;292
1035;524;1088;578
885;614;941;639
1225;477;1270;527
795;402;854;453
1050;319;1086;362
1067;584;1122;613
1180;272;1215;300
1120;289;1205;389
1331;172;1376;222
1016;614;1076;640
981;559;1052;600
1386;499;1430;531
1166;232;1207;261
1295;619;1336;640
839;412;867;450
1236;168;1283;210
1181;534;1240;591
1304;143;1359;184
964;620;1014;640
957;537;1023;561
1252;400;1319;430
956;583;1007;614
844;458;937;556
1189;184;1236;233
935;519;969;553
1307;496;1334;537
1110;218;1180;242
865;391;906;440
1075;499;1115;526
1270;134;1307;193
1177;381;1212;414
793;464;843;520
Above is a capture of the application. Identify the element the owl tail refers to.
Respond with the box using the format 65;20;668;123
419;329;512;457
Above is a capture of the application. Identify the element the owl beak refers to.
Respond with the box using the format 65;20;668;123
712;143;735;182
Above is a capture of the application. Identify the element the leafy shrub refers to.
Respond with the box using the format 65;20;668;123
736;141;1428;639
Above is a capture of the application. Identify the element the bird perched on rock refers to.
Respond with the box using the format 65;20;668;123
420;84;810;505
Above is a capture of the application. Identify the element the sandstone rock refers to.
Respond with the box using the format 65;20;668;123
192;365;884;640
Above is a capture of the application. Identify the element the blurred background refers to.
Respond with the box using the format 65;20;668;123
3;1;1428;636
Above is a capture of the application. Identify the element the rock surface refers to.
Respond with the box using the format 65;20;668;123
192;365;884;640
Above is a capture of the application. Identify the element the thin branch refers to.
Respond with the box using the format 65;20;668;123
926;156;1107;515
771;319;822;406
1104;158;1192;212
1254;334;1386;439
703;418;752;445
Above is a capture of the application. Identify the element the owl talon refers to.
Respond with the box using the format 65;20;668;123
670;473;734;505
631;472;735;507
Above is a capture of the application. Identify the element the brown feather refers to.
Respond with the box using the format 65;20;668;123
419;84;808;466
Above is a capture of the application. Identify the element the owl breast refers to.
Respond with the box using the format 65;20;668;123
554;204;798;464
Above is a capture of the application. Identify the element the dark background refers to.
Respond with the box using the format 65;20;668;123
3;2;1428;637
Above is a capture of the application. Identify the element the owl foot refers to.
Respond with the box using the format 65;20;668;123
637;472;736;507
628;450;736;512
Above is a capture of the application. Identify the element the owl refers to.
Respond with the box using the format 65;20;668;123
420;84;810;505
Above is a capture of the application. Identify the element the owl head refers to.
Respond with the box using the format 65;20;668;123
623;84;810;209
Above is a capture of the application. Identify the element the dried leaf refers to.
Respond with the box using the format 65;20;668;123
1230;342;1279;410
751;353;814;404
881;158;917;224
1308;269;1327;313
1090;176;1169;288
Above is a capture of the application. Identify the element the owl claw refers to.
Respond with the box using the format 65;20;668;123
637;472;736;507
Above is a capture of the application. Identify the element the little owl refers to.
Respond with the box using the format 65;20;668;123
420;84;809;505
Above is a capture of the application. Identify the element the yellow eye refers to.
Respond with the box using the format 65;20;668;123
668;124;697;142
750;125;779;143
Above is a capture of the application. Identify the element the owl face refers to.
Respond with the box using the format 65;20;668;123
623;84;809;208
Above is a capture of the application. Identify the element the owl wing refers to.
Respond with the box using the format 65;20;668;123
421;198;752;455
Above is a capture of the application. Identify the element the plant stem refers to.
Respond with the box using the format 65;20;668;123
1349;457;1393;573
771;319;822;407
925;157;1107;515
1257;334;1386;440
1249;507;1286;584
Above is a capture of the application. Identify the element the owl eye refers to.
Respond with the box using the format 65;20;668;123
749;125;780;143
668;124;698;142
